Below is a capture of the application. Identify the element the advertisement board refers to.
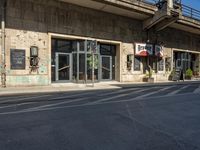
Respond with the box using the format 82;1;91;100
135;43;153;56
155;45;164;57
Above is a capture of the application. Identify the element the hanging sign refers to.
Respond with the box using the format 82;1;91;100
155;45;164;57
135;43;153;56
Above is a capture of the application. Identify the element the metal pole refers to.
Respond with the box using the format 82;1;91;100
1;0;6;88
92;52;94;87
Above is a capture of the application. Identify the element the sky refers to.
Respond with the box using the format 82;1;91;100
182;0;200;10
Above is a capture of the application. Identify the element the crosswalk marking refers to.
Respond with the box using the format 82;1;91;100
99;87;140;96
167;85;190;96
0;95;52;104
24;97;89;111
193;86;200;94
132;86;175;99
88;88;150;104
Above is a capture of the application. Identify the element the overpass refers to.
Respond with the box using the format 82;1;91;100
58;0;200;34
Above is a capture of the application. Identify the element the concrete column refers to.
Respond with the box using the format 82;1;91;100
168;0;173;9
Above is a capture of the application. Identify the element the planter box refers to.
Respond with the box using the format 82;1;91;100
143;77;154;83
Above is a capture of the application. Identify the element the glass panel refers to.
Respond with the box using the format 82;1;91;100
79;41;85;52
165;57;171;72
134;57;141;71
57;40;71;53
58;54;70;80
72;53;77;81
102;56;111;80
112;56;115;80
87;54;99;80
79;54;86;80
158;59;164;71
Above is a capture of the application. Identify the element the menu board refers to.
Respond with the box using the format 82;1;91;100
10;49;26;69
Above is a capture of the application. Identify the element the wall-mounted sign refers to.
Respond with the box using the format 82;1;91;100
10;49;26;70
135;43;153;56
155;45;164;57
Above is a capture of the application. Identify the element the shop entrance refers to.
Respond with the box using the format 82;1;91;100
51;38;117;83
55;53;72;81
100;56;112;80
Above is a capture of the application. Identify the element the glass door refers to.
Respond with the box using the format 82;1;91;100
101;56;112;80
55;53;72;81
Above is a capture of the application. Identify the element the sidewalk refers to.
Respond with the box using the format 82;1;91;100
0;80;200;96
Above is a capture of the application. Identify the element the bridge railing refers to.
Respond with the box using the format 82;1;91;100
181;4;200;21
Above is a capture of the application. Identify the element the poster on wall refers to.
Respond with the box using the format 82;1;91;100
135;43;153;56
155;45;164;57
10;49;26;70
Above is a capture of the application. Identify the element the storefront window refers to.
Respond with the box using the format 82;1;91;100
165;57;171;72
158;58;164;71
134;56;141;71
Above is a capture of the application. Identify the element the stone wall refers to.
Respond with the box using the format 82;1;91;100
5;29;49;86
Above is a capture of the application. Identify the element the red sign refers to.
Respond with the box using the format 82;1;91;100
135;43;153;56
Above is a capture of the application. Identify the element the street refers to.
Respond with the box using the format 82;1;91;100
0;83;200;150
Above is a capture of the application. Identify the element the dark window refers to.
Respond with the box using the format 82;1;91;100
52;38;78;53
134;56;141;71
158;58;164;71
100;44;116;56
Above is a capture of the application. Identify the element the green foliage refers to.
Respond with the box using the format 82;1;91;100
87;55;98;69
186;68;193;78
146;66;153;78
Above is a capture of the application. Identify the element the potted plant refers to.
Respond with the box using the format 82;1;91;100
143;65;154;83
168;69;175;81
185;68;193;80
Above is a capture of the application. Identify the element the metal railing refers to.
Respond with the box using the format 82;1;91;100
181;4;200;21
141;0;157;5
142;0;200;21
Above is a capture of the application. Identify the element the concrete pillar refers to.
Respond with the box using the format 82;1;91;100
168;0;173;9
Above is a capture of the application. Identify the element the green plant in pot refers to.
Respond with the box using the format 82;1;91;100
143;65;154;83
186;68;193;80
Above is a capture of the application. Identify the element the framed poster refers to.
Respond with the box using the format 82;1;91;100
10;49;26;70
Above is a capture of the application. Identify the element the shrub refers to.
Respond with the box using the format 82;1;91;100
186;68;193;78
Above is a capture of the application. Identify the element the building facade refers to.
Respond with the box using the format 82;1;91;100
0;0;200;86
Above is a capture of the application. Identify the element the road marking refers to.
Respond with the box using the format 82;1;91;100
0;102;37;109
100;88;140;96
25;97;89;110
0;92;198;116
193;86;200;94
133;86;175;99
0;95;52;104
47;91;101;100
167;85;190;96
89;88;150;104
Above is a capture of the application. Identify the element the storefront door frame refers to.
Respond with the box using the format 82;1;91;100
100;55;112;81
55;52;72;82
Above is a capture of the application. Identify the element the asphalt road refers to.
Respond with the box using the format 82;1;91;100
0;83;200;150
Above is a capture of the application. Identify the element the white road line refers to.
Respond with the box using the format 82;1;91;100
48;91;98;100
89;88;149;104
0;95;34;101
0;102;37;109
133;86;175;99
167;85;190;96
100;88;140;96
193;86;200;94
0;92;197;116
0;95;52;103
25;97;89;111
